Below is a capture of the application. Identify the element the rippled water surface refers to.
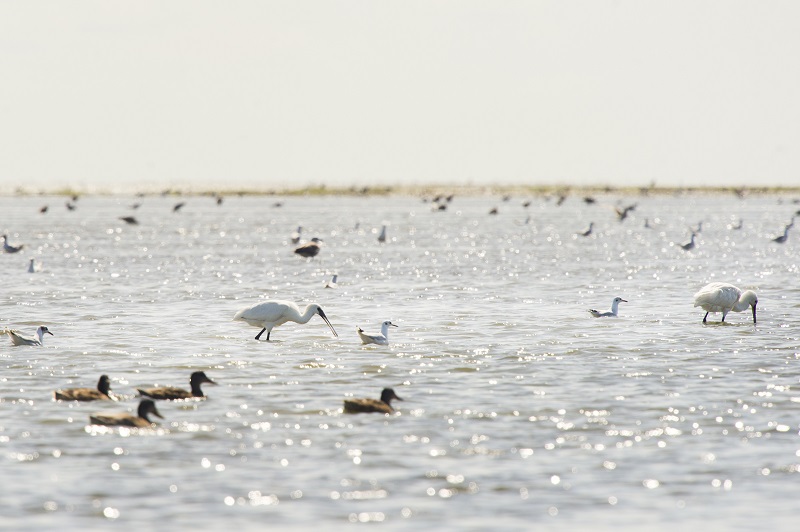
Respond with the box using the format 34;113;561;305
2;192;799;530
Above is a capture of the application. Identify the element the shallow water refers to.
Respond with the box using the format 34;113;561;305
1;192;799;530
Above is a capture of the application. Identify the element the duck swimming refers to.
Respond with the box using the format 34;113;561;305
55;375;115;401
343;388;403;414
137;371;217;400
89;399;163;428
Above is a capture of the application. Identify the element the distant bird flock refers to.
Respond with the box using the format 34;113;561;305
3;189;793;428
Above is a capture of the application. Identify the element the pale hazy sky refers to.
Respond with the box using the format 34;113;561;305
2;1;799;192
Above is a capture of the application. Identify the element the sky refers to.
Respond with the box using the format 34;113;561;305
2;1;799;192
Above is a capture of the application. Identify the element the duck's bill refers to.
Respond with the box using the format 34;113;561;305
318;308;338;337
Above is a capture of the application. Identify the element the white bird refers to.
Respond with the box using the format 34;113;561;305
578;222;594;237
233;300;337;341
588;297;627;318
290;226;302;244
680;233;697;251
377;225;387;243
2;234;24;253
357;320;398;345
324;274;338;289
7;325;53;346
693;282;758;324
729;218;743;230
27;258;40;273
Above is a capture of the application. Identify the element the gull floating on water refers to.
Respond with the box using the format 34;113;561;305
693;282;757;324
2;234;24;253
343;388;403;414
588;297;627;318
290;226;302;244
378;225;387;243
234;300;338;341
27;258;41;273
89;399;163;428
6;325;53;346
55;375;115;401
578;222;594;237
119;216;138;225
357;320;398;345
137;371;217;400
324;274;338;289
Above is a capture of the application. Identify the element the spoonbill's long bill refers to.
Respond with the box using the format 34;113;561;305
693;282;757;324
234;300;337;341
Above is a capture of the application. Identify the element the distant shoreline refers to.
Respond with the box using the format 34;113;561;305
3;184;800;197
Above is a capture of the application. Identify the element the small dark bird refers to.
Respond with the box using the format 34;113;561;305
579;222;594;237
89;399;163;428
130;202;141;209
681;233;697;251
137;371;217;400
772;223;792;244
119;216;138;225
66;202;76;211
583;196;596;204
343;388;403;414
2;234;24;253
555;195;567;206
173;202;185;212
522;200;531;208
55;375;114;401
39;205;48;214
489;207;498;215
294;238;322;258
216;195;224;205
615;204;636;221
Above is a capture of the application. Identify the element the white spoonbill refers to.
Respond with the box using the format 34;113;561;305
7;325;53;346
588;297;627;318
693;282;757;324
234;300;337;341
357;320;398;345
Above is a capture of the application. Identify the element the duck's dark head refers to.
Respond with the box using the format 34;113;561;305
139;399;164;420
97;375;112;395
380;388;403;405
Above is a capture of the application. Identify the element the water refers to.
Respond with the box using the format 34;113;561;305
1;192;798;530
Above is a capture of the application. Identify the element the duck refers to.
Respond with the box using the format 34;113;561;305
55;375;115;401
2;234;24;253
136;371;217;400
7;325;53;346
343;388;404;414
588;297;627;318
294;237;323;258
357;321;398;345
89;399;163;428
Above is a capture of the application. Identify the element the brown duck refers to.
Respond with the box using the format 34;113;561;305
343;388;403;414
137;371;216;400
89;399;163;428
54;374;114;401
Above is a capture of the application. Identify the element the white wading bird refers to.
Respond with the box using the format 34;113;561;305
357;320;398;345
693;282;757;324
234;300;338;341
7;325;53;346
588;297;627;318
